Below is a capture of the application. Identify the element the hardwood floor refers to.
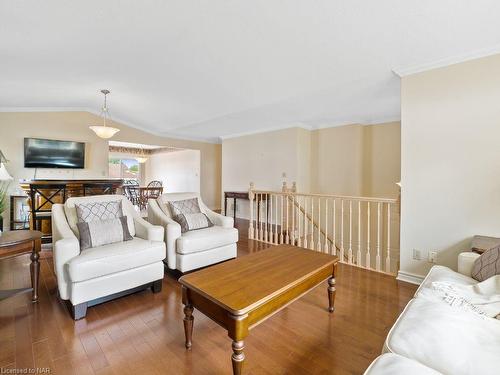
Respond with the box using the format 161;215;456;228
0;219;416;375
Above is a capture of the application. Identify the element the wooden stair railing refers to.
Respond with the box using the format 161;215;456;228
247;182;400;275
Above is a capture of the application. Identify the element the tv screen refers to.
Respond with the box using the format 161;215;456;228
24;138;85;169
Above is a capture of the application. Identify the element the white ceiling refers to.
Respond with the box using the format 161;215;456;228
1;1;500;142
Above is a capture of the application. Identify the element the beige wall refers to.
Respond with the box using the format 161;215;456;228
222;122;401;218
311;122;400;197
311;124;365;196
400;53;500;279
362;122;401;197
0;111;221;228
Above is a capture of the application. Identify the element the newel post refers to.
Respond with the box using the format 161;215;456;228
248;182;255;239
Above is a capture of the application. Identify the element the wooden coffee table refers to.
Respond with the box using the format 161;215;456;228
0;230;43;302
179;245;338;375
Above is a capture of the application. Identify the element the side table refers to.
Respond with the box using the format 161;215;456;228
0;230;43;302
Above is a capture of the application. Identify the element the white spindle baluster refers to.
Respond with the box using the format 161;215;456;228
316;198;322;251
324;199;329;253
275;194;279;244
297;196;302;247
357;200;362;266
366;202;371;269
291;194;295;245
340;199;344;262
376;202;381;271
248;183;254;239
264;194;269;243
332;199;336;255
348;200;353;263
303;197;308;249
280;195;284;244
258;194;263;241
269;194;273;244
310;197;315;250
285;193;290;244
386;203;391;273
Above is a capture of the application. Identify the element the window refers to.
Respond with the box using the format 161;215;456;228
109;157;141;181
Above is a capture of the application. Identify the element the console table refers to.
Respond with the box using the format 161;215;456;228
224;191;268;221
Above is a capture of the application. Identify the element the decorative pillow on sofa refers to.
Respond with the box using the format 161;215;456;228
471;245;500;282
173;212;213;233
168;198;201;217
77;216;133;250
76;200;123;222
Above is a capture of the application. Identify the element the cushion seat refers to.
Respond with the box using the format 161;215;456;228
384;297;500;375
364;354;442;375
176;226;239;255
67;238;166;282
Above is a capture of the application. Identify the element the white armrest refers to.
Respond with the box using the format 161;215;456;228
458;252;481;277
148;200;182;269
134;216;164;242
204;209;234;228
52;204;81;300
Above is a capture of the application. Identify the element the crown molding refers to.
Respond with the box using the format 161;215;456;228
392;44;500;77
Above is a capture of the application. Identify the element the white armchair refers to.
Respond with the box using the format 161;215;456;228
148;192;238;272
52;195;166;320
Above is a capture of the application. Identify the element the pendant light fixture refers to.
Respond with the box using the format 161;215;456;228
89;89;120;139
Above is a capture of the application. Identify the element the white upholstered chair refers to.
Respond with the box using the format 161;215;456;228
52;195;166;320
148;193;238;272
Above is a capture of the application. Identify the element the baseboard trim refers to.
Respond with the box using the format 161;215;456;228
396;270;425;285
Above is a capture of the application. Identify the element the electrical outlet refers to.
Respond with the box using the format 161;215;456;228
428;251;438;263
412;249;421;260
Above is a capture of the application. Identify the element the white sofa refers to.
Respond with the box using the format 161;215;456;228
365;252;500;375
148;192;238;272
52;195;166;320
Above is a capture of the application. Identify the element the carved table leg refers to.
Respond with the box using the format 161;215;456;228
231;340;245;375
30;238;41;303
183;304;194;349
327;263;337;313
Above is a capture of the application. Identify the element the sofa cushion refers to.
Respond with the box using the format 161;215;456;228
415;265;477;297
384;297;500;375
67;237;166;282
364;354;442;375
76;200;123;222
472;245;500;281
64;195;136;238
168;198;201;216
176;226;238;255
173;212;213;233
77;216;133;250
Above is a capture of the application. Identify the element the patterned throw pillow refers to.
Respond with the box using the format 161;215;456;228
471;245;500;282
77;216;133;250
168;198;201;217
173;212;214;233
76;201;123;222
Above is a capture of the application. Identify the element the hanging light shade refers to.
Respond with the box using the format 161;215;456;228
89;89;120;139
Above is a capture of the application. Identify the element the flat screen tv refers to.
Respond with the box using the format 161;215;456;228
24;138;85;169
